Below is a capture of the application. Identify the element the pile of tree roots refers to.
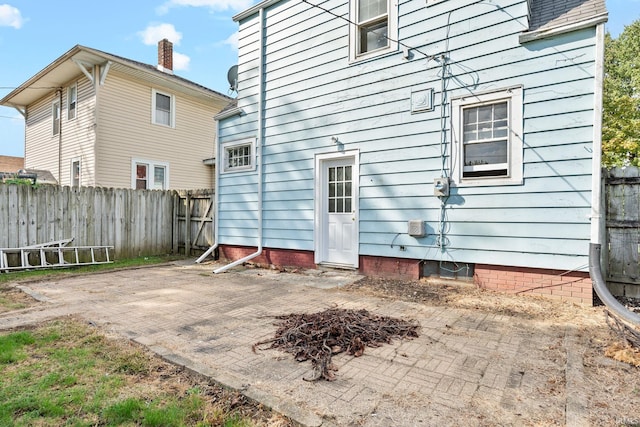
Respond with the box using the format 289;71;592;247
253;308;420;381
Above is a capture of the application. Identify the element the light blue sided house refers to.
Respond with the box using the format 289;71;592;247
212;0;608;305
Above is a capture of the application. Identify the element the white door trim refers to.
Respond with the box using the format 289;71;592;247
314;149;360;268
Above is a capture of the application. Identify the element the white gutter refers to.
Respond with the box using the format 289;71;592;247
588;22;640;325
212;7;266;274
195;118;222;264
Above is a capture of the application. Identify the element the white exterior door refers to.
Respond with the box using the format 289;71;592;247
316;154;359;268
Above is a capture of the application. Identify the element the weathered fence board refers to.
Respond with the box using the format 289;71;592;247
173;190;215;256
0;183;203;260
605;167;640;298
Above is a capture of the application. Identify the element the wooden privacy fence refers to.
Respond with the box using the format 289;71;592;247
0;184;213;260
604;167;640;298
173;190;215;256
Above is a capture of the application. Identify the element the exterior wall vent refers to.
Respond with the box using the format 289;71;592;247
408;220;425;237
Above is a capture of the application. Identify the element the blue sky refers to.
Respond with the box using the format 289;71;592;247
0;0;638;158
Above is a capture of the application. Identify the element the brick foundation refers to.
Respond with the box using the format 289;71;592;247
218;245;316;270
217;245;594;305
474;264;593;305
359;255;421;280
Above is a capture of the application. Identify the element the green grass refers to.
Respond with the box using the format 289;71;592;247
0;254;186;285
0;319;280;427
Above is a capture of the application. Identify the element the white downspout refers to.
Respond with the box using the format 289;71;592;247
195;118;221;263
588;22;640;325
213;7;265;274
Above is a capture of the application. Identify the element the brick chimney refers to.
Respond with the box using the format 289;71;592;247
157;39;173;74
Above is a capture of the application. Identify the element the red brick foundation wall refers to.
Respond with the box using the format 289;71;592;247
218;245;316;270
359;255;421;280
217;245;594;305
474;264;593;305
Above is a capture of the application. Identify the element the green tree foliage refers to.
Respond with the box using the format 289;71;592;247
602;20;640;167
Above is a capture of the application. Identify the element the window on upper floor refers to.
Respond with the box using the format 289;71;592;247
152;89;175;128
221;139;256;173
67;83;77;120
133;160;169;190
52;100;60;136
451;86;523;186
349;0;398;62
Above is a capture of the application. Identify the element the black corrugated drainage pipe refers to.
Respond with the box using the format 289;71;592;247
590;244;640;325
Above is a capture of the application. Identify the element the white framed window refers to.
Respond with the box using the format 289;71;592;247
349;0;398;62
152;89;175;128
221;139;256;173
132;159;169;190
52;100;60;135
71;158;81;187
67;83;77;120
451;86;523;186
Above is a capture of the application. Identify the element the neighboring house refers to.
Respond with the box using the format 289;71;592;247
0;155;24;173
215;0;607;304
0;40;232;190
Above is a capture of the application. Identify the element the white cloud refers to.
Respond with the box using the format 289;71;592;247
138;23;182;46
0;4;24;29
156;0;254;15
222;31;239;50
172;51;190;71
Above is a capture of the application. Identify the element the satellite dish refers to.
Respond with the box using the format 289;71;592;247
227;65;238;93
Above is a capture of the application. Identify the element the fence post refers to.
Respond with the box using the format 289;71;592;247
185;192;192;256
172;192;179;254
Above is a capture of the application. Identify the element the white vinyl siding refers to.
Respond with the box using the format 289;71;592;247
95;70;226;189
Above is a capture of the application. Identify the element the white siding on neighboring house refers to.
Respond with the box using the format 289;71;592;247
25;93;63;180
24;75;96;186
95;70;220;190
218;0;602;272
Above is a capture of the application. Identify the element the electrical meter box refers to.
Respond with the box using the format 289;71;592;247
434;177;450;197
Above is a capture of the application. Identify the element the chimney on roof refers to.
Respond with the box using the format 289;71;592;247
157;39;173;74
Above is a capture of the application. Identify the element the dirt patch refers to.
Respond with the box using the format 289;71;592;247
0;284;41;314
343;277;640;426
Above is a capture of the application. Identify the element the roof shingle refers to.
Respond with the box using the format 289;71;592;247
529;0;608;32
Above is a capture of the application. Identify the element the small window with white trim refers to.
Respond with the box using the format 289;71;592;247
222;139;256;173
349;0;398;62
71;158;81;187
451;86;523;186
52;100;60;135
152;89;175;128
67;83;77;120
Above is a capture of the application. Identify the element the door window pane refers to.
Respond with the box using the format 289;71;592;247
327;165;353;214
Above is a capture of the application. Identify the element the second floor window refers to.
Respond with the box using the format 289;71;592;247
67;84;77;120
52;100;60;135
350;0;397;61
152;89;175;128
